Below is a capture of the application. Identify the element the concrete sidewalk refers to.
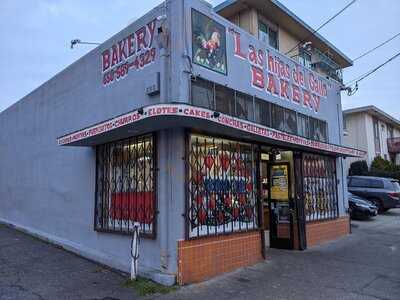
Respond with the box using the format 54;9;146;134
0;224;138;300
1;209;400;299
161;209;400;300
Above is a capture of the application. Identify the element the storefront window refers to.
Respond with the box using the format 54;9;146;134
187;134;258;237
215;84;235;115
310;117;328;142
235;91;254;121
285;109;298;134
254;98;271;127
95;134;156;236
303;154;338;222
297;113;309;137
272;104;285;131
191;78;214;109
190;78;329;142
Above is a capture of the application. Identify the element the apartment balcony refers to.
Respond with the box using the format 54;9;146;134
310;48;343;83
387;137;400;154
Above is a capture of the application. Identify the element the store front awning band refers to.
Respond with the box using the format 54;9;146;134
57;103;366;158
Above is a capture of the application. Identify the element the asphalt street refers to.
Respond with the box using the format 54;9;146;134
1;209;399;300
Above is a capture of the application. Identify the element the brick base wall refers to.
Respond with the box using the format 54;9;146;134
177;231;263;285
306;216;350;247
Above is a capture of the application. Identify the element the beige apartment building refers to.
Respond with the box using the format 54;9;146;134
343;106;400;174
216;0;352;82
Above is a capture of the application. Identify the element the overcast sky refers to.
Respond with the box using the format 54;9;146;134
1;0;399;118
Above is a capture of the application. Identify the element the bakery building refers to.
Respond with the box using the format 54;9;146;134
0;0;365;285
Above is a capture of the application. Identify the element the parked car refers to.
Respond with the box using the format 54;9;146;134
348;176;400;213
348;192;377;220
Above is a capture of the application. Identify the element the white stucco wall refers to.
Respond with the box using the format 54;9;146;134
344;111;400;175
343;113;368;175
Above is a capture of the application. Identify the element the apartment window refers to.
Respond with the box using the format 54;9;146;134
297;113;309;137
298;48;312;69
235;91;254;121
191;78;214;109
343;116;347;130
215;84;235;115
259;21;278;50
373;118;381;154
388;125;394;138
95;134;156;237
254;98;271;127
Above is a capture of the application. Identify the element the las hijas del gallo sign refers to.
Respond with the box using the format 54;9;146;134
229;28;332;113
101;19;157;86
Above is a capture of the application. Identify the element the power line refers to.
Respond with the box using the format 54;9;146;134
345;50;400;89
353;32;400;62
285;0;357;56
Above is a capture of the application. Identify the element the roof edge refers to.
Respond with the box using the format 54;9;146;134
343;105;400;128
214;0;353;67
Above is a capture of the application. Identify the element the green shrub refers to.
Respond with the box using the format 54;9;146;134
369;156;400;180
349;160;369;176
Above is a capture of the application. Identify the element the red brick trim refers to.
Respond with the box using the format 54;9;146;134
177;231;263;285
306;216;350;247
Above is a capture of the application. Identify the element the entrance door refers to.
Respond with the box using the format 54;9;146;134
268;162;294;249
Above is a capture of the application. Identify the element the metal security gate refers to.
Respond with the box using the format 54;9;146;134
94;134;157;237
303;153;338;222
185;134;259;239
294;152;306;250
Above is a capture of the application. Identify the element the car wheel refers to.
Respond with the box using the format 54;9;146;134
373;199;384;213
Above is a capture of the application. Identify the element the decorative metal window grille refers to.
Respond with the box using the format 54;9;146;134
303;154;338;222
95;134;156;237
187;134;258;238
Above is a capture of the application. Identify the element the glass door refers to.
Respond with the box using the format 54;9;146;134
268;162;294;249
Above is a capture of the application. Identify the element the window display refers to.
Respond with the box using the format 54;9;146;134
95;134;155;236
303;154;338;221
192;9;227;75
187;134;258;237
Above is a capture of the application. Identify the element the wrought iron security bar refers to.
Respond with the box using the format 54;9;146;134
303;153;338;222
95;134;156;237
187;134;259;238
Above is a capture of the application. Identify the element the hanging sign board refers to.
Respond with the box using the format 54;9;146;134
270;164;289;200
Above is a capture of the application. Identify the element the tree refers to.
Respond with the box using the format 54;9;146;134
370;156;393;177
348;160;369;176
369;156;400;179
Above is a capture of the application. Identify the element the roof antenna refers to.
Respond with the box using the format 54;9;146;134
70;39;100;49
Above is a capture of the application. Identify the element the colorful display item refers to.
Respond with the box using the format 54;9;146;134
192;9;227;75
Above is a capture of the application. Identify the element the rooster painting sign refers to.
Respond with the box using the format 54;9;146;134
192;9;227;75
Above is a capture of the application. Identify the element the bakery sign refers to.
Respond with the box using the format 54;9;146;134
101;19;157;86
228;28;332;114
